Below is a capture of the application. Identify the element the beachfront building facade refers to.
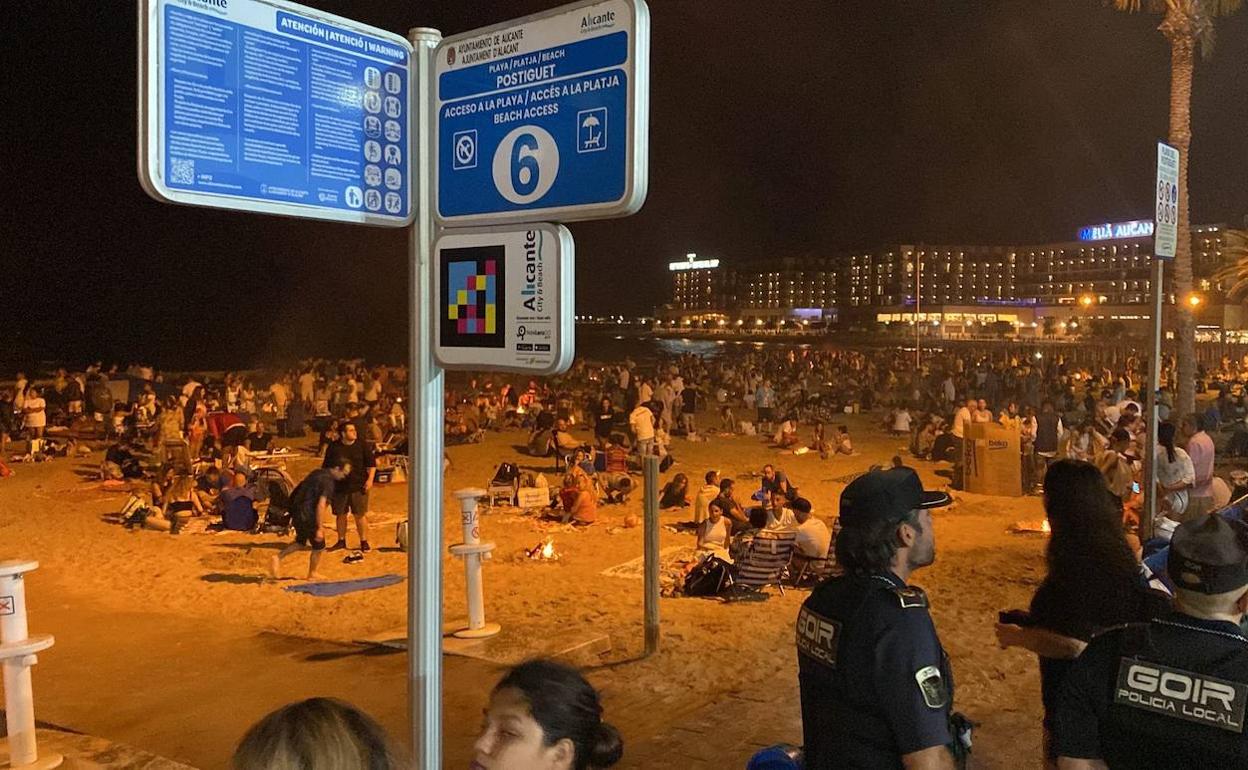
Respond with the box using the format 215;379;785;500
656;221;1239;336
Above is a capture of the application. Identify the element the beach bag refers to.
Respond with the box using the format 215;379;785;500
659;454;675;473
685;555;732;597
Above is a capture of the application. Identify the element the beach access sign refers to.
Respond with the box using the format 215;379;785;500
433;224;574;374
434;0;650;225
1154;142;1179;259
138;0;414;226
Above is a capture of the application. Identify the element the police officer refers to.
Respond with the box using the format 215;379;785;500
1055;515;1248;768
797;466;963;769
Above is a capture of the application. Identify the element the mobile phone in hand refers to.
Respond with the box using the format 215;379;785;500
998;609;1033;626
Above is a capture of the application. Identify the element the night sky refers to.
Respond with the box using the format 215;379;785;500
4;0;1246;368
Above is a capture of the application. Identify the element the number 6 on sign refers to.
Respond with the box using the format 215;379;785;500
492;126;559;204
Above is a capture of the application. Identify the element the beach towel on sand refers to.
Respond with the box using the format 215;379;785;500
284;574;404;597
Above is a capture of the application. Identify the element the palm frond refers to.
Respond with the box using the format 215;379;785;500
1212;230;1248;300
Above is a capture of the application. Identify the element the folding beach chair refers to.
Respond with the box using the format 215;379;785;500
486;462;521;508
790;554;837;587
729;529;797;598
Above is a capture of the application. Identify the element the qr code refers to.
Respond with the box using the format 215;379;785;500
170;157;194;184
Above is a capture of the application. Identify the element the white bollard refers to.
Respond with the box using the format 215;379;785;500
447;489;500;639
0;560;62;769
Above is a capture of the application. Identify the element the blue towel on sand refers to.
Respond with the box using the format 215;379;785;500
285;574;404;597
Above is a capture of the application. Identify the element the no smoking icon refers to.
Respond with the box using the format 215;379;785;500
0;596;13;616
453;130;477;170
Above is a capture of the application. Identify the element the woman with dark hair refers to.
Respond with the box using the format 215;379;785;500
658;473;690;509
1154;420;1194;522
474;659;622;770
995;459;1170;768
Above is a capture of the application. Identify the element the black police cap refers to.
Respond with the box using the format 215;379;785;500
839;467;950;529
1168;515;1248;595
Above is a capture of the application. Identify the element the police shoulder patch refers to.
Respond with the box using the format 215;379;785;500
892;586;928;609
915;665;948;709
796;606;841;669
1114;657;1248;733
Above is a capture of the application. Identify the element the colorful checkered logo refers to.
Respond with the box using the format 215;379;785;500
447;258;497;335
440;245;506;350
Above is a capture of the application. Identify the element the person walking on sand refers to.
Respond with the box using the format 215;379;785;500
271;457;351;580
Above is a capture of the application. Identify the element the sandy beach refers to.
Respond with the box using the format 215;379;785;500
2;410;1049;767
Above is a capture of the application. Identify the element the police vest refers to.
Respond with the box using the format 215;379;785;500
797;574;953;769
1102;618;1248;766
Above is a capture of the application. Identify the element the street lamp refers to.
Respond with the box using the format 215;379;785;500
1079;294;1096;308
1185;293;1203;309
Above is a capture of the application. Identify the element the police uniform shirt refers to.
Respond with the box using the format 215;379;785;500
797;571;954;769
1054;611;1248;768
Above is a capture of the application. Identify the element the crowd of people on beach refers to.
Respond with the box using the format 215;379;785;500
12;345;1248;767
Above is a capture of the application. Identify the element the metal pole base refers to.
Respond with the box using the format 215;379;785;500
451;623;501;640
3;753;64;769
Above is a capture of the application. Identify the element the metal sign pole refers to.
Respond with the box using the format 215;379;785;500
407;26;443;770
1143;257;1164;541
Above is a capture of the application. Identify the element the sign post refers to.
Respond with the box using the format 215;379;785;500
1143;141;1179;540
406;26;443;770
138;0;415;226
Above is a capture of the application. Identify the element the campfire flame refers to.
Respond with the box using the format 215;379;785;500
527;537;558;560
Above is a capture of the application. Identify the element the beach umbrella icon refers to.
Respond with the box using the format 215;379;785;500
581;114;602;149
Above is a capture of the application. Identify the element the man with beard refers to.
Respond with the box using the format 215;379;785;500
796;467;966;769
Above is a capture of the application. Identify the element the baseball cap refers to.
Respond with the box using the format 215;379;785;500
1168;515;1248;594
839;467;950;528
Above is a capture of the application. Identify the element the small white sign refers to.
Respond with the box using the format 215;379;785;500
1155;142;1180;260
0;596;13;616
517;487;550;509
433;223;574;374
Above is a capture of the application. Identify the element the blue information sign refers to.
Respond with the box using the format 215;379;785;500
435;0;649;226
139;0;414;226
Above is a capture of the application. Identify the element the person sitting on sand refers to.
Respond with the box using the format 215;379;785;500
719;403;736;433
811;420;829;459
162;474;205;533
696;499;732;551
775;416;801;449
556;473;597;525
765;488;797;530
761;464;798;501
659;472;690;509
218;471;258;531
549;418;582;458
716;478;751;533
196;466;224;508
791;497;830;560
833;425;854;455
693;470;720;524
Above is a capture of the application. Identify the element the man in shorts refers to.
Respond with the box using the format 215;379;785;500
271;458;350;580
324;422;376;551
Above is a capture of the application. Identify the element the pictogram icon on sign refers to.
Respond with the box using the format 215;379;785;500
0;596;13;615
454;130;478;170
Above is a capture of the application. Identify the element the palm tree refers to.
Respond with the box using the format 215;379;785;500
1212;230;1248;298
1109;0;1244;415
